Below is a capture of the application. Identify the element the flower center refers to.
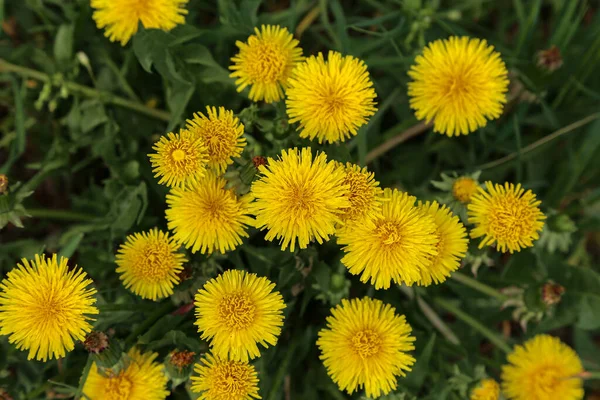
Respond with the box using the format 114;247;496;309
136;242;174;282
452;177;478;203
213;361;254;396
351;329;381;359
105;374;133;400
530;367;563;396
219;293;256;330
377;220;404;246
199;121;237;163
171;149;186;162
247;42;287;83
342;171;374;220
488;197;536;243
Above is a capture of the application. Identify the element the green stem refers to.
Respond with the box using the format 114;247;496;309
0;59;170;122
26;208;97;222
266;339;298;400
433;298;512;354
450;272;509;302
580;371;600;380
125;301;174;345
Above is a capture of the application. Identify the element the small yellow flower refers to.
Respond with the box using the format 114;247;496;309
91;0;188;46
115;228;187;301
186;106;246;173
453;176;479;203
337;189;438;289
0;254;98;361
83;348;169;400
470;379;500;400
501;334;584;400
166;171;254;254
337;162;384;226
317;297;416;398
230;25;303;103
191;353;260;400
417;201;468;285
468;182;546;253
194;269;285;362
408;36;509;136
286;51;377;143
249;147;350;252
148;129;208;188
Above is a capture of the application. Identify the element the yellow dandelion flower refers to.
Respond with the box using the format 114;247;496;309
249;147;350;252
230;25;303;103
186;106;246;173
470;379;500;400
83;348;169;400
286;51;377;143
194;269;285;362
337;189;438;289
166;171;253;254
115;228;187;301
468;182;546;253
317;297;416;398
408;36;509;136
501;334;584;400
191;353;260;400
0;254;98;361
148;130;208;188
453;176;479;203
337;162;384;225
417;201;468;286
91;0;188;46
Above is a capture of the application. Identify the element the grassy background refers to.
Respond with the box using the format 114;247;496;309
1;0;600;399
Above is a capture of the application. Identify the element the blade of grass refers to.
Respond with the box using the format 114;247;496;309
0;75;26;173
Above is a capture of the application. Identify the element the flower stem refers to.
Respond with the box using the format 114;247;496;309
433;297;512;354
0;58;171;122
365;121;431;164
26;208;97;222
578;371;600;380
450;271;509;302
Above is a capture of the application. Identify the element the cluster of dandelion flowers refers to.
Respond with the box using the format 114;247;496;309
286;51;377;143
186;106;246;173
166;171;253;254
230;25;303;103
0;254;98;361
148;129;208;188
337;189;438;289
83;348;169;400
249;147;350;251
468;182;546;253
453;176;480;203
115;228;187;301
470;379;500;400
416;201;468;286
194;269;285;361
408;36;509;136
317;297;416;398
191;352;260;400
501;334;584;400
337;162;384;225
91;0;188;46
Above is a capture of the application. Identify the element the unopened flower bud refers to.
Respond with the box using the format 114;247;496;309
0;175;8;194
84;331;109;354
541;282;565;306
537;45;563;72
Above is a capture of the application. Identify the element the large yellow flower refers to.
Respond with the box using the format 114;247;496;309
186;106;246;173
0;254;98;361
337;189;438;289
230;25;303;103
417;201;468;286
249;147;350;252
337;162;384;226
468;182;546;253
166;171;254;254
501;334;584;400
83;348;169;400
408;36;509;136
191;352;260;400
148;129;208;188
286;51;377;143
470;379;500;400
317;297;416;398
194;269;285;362
115;228;187;300
91;0;188;46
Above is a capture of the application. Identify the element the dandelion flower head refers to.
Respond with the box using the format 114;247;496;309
116;228;187;301
230;25;303;103
408;36;509;136
337;162;384;226
166;171;254;254
0;254;98;361
191;353;260;400
186;106;246;173
286;51;377;143
337;188;438;289
453;176;479;203
249;147;350;252
317;297;416;398
91;0;188;46
194;269;285;362
470;379;500;400
501;334;583;400
468;182;546;253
